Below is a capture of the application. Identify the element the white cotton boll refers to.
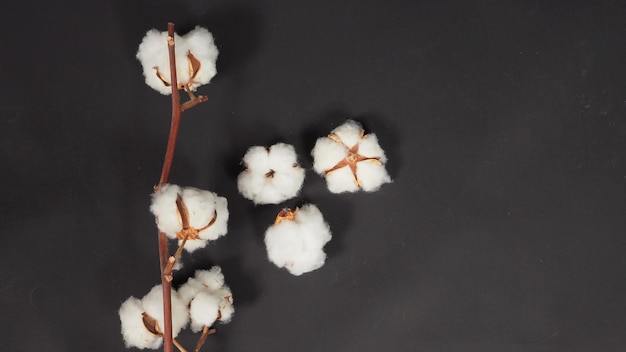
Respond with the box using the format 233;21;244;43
237;143;305;204
136;27;218;94
141;285;189;339
150;184;183;239
119;297;162;349
264;204;332;276
150;184;229;251
330;119;363;148
189;291;221;332
119;285;189;349
311;120;391;193
325;167;359;194
311;137;349;174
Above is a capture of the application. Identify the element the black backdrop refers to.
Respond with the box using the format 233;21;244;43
2;1;626;351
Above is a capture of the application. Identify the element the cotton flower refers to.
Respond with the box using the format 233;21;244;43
237;143;306;204
264;204;332;276
311;120;391;193
150;184;229;252
136;26;218;95
119;285;189;349
179;266;234;331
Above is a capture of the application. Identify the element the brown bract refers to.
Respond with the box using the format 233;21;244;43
324;131;383;187
174;194;217;241
274;207;299;225
153;51;202;90
142;312;163;336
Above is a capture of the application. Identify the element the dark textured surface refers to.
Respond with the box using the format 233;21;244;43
1;1;626;351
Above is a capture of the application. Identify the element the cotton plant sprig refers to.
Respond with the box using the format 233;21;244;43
312;119;391;193
237;143;306;204
264;204;332;276
120;23;223;352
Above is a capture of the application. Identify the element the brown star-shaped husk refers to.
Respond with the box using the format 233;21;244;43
323;130;383;187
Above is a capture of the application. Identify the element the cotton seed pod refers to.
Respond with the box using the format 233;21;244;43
264;204;332;276
136;26;218;95
237;143;306;204
150;184;229;252
311;119;391;193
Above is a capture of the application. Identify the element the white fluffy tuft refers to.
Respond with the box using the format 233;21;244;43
237;143;306;204
150;184;229;252
189;291;221;331
264;204;332;276
136;26;218;95
311;120;391;193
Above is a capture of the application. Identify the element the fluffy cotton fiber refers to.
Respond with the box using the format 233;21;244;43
150;184;229;252
136;26;218;94
237;143;306;204
264;204;332;276
311;120;391;193
119;285;189;349
178;266;234;331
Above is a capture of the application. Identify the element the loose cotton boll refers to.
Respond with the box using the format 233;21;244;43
150;184;229;252
264;204;332;276
311;119;391;194
119;285;189;349
237;143;306;204
136;26;218;95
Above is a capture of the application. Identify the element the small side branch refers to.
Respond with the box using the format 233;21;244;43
194;325;217;352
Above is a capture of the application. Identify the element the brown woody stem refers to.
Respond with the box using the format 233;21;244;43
156;22;181;352
194;326;217;352
156;23;182;191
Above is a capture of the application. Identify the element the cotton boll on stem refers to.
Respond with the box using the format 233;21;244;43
119;297;163;349
178;267;235;333
150;184;229;253
264;205;332;276
237;143;306;204
118;285;189;350
136;26;218;95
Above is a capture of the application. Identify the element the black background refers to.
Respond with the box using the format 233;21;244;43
2;1;626;351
